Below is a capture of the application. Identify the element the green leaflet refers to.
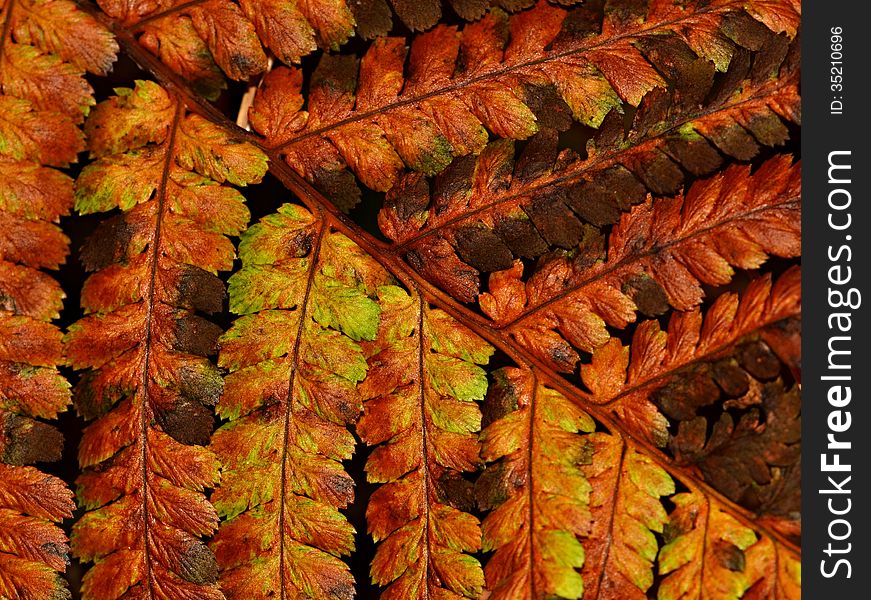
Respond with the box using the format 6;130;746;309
212;203;394;598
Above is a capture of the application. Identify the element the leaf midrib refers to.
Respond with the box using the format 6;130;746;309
138;98;184;599
417;295;434;599
275;217;328;599
590;441;627;600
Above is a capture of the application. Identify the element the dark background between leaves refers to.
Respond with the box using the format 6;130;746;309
47;23;801;596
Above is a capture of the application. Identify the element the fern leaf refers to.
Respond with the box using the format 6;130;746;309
379;44;798;299
1;0;117;121
136;13;228;100
96;0;594;92
0;465;74;598
0;0;802;596
358;287;493;598
99;0;267;99
579;267;799;445
10;0;117;74
658;492;800;599
576;268;801;542
210;203;394;598
0;1;114;594
579;434;675;600
238;0;355;63
66;80;266;599
669;380;800;532
637;271;801;528
476;367;681;600
478;368;799;600
477;156;799;372
477;368;596;599
245;0;798;204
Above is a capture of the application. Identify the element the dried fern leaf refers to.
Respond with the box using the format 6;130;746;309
580;269;802;543
580;267;800;451
578;433;675;600
97;0;266;99
0;0;115;595
478;367;799;600
1;0;116;121
658;491;800;599
478;367;596;598
246;0;799;206
379;40;799;301
46;0;805;596
478;156;800;372
0;464;75;598
94;0;593;96
358;286;494;598
598;269;802;529
66;80;266;599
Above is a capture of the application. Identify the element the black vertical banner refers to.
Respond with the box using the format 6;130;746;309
803;1;871;596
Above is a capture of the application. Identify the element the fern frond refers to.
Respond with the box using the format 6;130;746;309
95;0;598;95
574;268;802;542
579;267;799;449
478;368;596;599
0;465;74;598
379;46;798;300
616;269;801;527
669;379;800;530
478;371;799;600
0;0;802;596
1;0;116;121
576;433;677;600
587;441;800;600
66;80;266;598
658;491;800;599
0;0;115;594
9;0;117;74
358;287;493;598
95;0;266;99
479;156;799;372
246;0;798;205
210;203;394;598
